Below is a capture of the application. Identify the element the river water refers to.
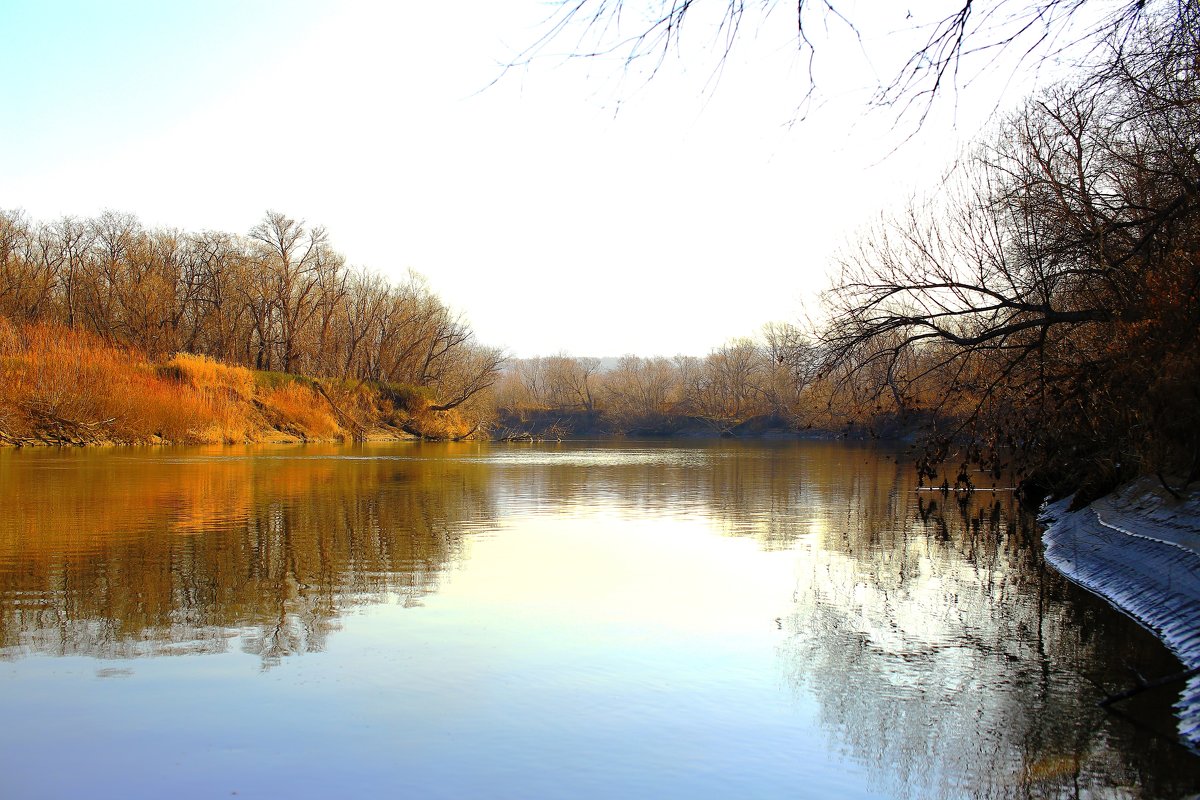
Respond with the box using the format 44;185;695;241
0;440;1196;798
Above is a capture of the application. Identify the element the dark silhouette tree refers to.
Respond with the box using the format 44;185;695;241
819;8;1200;496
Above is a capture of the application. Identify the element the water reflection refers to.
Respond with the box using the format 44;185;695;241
786;485;1196;799
472;440;908;549
0;441;1197;798
0;444;497;666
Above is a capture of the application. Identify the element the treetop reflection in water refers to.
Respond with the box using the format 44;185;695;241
0;441;1196;799
0;443;498;665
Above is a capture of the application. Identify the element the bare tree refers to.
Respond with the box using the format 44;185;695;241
249;211;336;374
0;210;51;321
761;321;817;419
543;353;602;412
519;0;1173;123
337;269;388;379
51;216;94;330
819;9;1200;491
603;355;679;428
427;344;508;412
187;229;252;363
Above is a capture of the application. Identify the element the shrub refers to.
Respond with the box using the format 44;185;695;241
254;370;307;391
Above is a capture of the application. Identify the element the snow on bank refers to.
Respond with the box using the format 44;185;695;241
1040;477;1200;749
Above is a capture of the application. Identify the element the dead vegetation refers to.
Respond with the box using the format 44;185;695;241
0;318;480;446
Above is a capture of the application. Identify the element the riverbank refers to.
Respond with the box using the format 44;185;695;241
1040;477;1200;749
0;322;478;446
491;407;927;443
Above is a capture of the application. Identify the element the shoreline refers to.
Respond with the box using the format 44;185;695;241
0;423;859;449
1040;477;1200;749
0;428;422;449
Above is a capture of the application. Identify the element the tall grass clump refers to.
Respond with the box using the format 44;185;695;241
162;353;256;401
156;353;258;442
258;381;340;440
0;319;140;444
0;320;254;445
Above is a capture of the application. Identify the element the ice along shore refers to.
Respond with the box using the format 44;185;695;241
1040;477;1200;749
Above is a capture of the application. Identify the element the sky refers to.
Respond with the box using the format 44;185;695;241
1;1;1039;357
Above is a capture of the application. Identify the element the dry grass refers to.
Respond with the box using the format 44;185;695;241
163;352;256;401
259;381;340;440
0;319;149;444
133;370;258;444
154;352;259;443
406;408;476;440
0;317;483;446
0;318;356;445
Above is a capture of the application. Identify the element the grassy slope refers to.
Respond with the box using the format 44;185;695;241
0;319;475;446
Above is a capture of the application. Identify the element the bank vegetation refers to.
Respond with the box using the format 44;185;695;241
0;211;501;443
501;3;1200;503
819;6;1200;501
3;4;1198;505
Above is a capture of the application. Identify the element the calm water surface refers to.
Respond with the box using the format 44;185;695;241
0;441;1197;798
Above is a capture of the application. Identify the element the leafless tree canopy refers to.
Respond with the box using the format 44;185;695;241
819;7;1200;495
0;210;505;415
522;0;1174;121
493;322;821;436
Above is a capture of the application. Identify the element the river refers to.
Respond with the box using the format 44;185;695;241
0;440;1196;798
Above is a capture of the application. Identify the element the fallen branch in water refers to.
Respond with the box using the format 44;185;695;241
1099;665;1200;707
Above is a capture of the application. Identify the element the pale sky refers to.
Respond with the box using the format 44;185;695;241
1;1;1033;357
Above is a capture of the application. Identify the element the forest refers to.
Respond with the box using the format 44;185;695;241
1;2;1198;503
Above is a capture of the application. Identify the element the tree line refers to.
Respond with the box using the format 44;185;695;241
493;325;827;435
0;210;503;414
505;2;1200;498
5;2;1197;498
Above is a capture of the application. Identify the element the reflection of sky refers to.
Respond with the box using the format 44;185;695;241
1;442;1197;798
1;501;892;799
